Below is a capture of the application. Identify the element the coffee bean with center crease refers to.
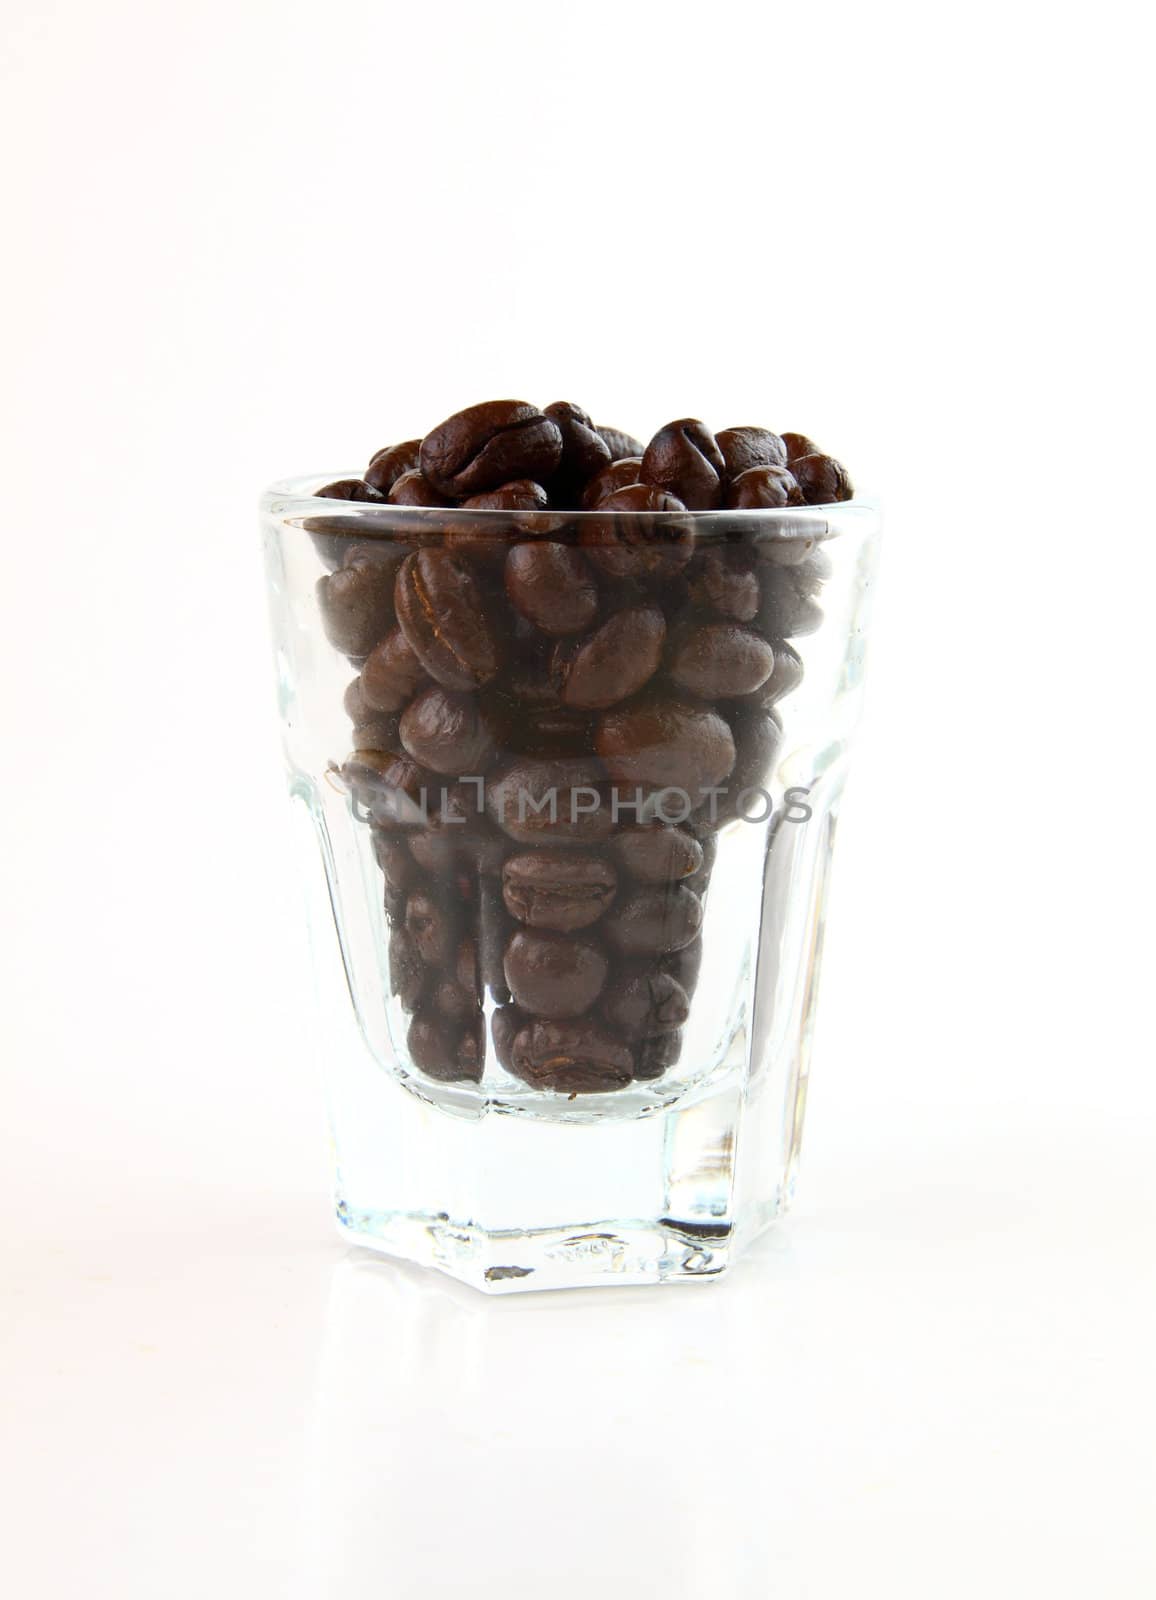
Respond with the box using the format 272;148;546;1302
554;605;666;709
399;684;497;774
446;480;556;563
641;419;726;511
667;622;775;699
715;427;788;478
792;453;854;504
360;627;428;712
405;888;459;966
611;824;703;883
684;547;760;622
408;1010;483;1083
602;886;703;956
580;484;693;580
596;697;736;795
582;456;642;508
602;967;690;1036
388;468;451;507
420;401;563;498
510;1019;634;1094
487;756;614;846
317;560;395;657
316;478;386;503
544;401;611;493
503;928;609;1018
726;464;803;509
364;441;422;495
597;425;644;462
502;850;617;932
780;432;821;464
395;548;503;690
505;542;599;635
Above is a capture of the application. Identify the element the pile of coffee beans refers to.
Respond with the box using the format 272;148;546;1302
314;401;853;1095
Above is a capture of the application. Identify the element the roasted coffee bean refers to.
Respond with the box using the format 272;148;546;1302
580;484;693;581
503;928;609;1019
759;563;825;638
420;401;563;498
399;684;496;774
715;427;788;478
464;478;550;516
445;479;556;562
364;440;422;495
487;756;614;846
428;974;477;1029
641;419;726;511
611;824;703;883
316;478;386;503
792;452;853;504
395;548;503;691
716;708;784;823
389;926;426;1011
601;968;690;1036
684;547;760;622
487;696;595;758
455;936;480;998
480;877;514;1002
407;828;459;874
501;851;617;932
667;621;775;699
753;639;804;706
634;1030;682;1079
602;886;703;956
780;431;821;464
509;1019;634;1094
663;936;703;994
505;542;598;635
582;456;642;508
726;464;804;510
408;1010;483;1083
404;888;459;966
317;560;395;657
544;401;611;493
344;678;400;750
373;831;417;906
555;605;666;710
596;698;736;795
491;1004;528;1071
341;750;432;827
360;627;428;713
388;468;451;507
596;425;645;462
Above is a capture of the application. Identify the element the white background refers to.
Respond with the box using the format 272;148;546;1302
1;1;1153;1595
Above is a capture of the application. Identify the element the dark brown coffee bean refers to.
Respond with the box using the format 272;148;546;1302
360;627;428;712
491;1004;527;1071
420;401;563;498
408;1010;483;1083
455;936;480;998
667;622;775;699
555;605;666;710
486;757;614;846
501;851;617;932
443;479;558;562
715;427;788;478
341;750;432;827
388;468;451;507
407;826;458;874
344;677;400;750
374;831;418;906
364;441;422;495
726;464;804;510
317;560;395;657
780;432;821;464
404;888;459;966
505;543;598;636
663;937;703;994
715;708;784;823
503;928;608;1018
634;1030;682;1079
596;425;645;462
611;824;702;883
395;549;503;691
398;685;496;775
602;886;703;956
509;1019;634;1093
428;973;477;1029
316;478;386;503
601;968;690;1036
479;877;513;1002
389;925;426;1011
596;698;736;795
582;456;642;508
580;484;693;581
758;563;825;638
640;419;726;511
544;401;612;493
684;547;760;622
752;639;804;706
792;453;853;504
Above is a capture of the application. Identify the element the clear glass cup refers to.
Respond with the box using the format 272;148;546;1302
260;477;880;1291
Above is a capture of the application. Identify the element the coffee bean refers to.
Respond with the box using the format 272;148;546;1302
360;627;428;712
715;427;788;477
726;464;804;509
420;401;563;498
602;886;703;956
544;401;611;494
580;484;693;580
667;621;775;699
758;563;825;638
408;1010;483;1083
509;1019;634;1093
684;547;760;622
792;453;853;504
634;1030;682;1079
364;441;422;495
501;850;617;932
503;928;608;1018
555;605;666;710
373;830;417;899
316;478;386;503
388;925;426;1011
344;677;400;750
428;974;477;1029
596;698;736;795
407;828;458;874
479;877;514;1002
753;639;804;706
716;708;784;823
491;1004;528;1071
663;936;703;994
455;936;480;999
641;419;726;510
399;684;496;774
405;888;459;966
388;468;451;507
582;456;642;508
596;425;645;462
505;542;598;635
341;749;432;827
445;479;556;563
601;968;690;1036
395;548;503;690
487;756;614;846
317;560;395;657
610;824;702;883
780;432;821;464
